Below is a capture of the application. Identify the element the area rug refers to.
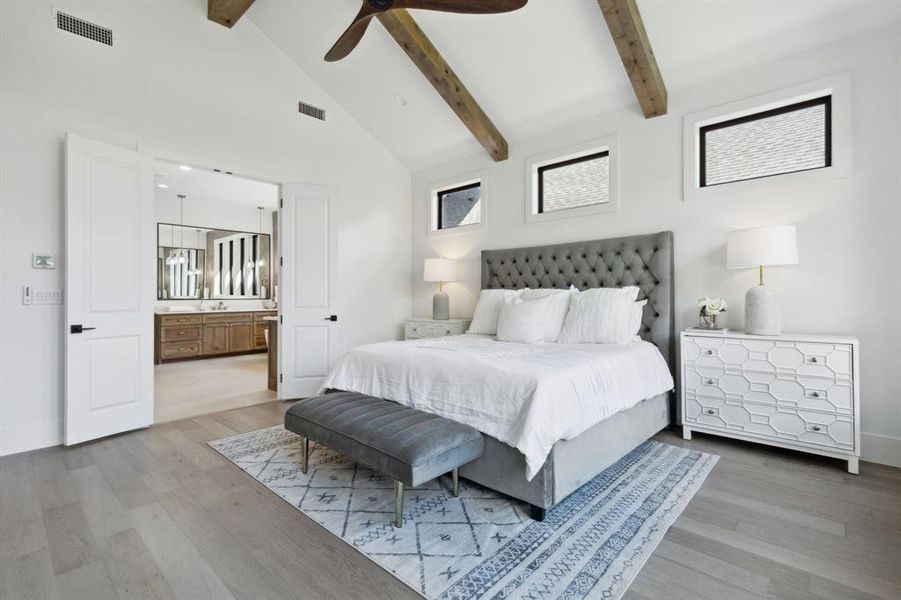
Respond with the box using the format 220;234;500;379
209;426;718;599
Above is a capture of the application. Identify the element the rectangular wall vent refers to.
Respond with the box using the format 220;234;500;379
56;12;113;47
298;101;326;122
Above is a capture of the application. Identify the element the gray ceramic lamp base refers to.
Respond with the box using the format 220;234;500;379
745;285;780;335
432;292;450;320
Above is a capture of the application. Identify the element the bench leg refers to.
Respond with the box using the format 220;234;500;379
452;467;459;497
301;438;310;474
394;480;404;528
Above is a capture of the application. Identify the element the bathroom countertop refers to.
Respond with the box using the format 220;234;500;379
154;307;278;314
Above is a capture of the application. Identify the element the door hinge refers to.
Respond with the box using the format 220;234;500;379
279;315;283;324
279;197;283;208
279;373;283;383
279;256;284;267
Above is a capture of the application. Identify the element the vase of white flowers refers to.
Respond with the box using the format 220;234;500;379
697;297;727;329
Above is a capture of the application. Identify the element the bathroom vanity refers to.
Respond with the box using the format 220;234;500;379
154;309;276;363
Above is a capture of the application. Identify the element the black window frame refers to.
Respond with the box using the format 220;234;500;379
436;181;481;230
699;95;832;188
537;150;610;214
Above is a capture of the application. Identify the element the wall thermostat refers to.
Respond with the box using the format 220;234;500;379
32;254;56;269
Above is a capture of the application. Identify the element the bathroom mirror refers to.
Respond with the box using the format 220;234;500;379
157;223;272;300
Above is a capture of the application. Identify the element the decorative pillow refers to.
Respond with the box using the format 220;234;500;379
521;286;577;342
496;295;552;344
630;299;648;341
557;286;641;344
468;289;523;335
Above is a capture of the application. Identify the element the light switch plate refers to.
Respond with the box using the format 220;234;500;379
32;254;56;269
22;285;33;305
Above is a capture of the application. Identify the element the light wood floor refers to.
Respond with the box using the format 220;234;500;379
154;353;275;424
2;401;899;600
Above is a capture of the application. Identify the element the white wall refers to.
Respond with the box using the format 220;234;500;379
411;24;901;467
0;0;412;455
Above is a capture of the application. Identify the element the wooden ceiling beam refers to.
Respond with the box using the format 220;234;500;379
597;0;667;118
208;0;256;29
377;9;509;162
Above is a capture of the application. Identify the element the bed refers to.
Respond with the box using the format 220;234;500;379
324;231;675;518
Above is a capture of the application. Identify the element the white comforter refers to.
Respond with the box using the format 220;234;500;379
320;334;674;480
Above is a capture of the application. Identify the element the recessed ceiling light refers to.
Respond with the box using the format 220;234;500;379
394;94;407;107
178;164;192;171
157;183;169;189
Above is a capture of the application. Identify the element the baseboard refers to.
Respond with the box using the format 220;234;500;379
862;432;901;468
0;419;62;457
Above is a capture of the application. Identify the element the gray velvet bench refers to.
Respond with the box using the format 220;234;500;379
284;391;485;528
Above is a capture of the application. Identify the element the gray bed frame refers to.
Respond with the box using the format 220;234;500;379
458;231;675;519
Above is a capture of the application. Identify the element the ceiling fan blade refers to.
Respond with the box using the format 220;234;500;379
324;4;380;62
393;0;528;14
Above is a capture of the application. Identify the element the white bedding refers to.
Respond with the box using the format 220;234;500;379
320;334;674;480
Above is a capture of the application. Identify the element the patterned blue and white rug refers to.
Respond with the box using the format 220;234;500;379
210;426;717;599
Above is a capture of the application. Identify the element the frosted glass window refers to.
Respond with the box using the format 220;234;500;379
701;96;831;187
437;182;481;229
538;152;609;213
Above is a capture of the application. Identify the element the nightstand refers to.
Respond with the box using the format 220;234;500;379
681;330;860;474
405;318;470;340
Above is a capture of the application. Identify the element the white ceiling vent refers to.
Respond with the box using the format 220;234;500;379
298;101;326;122
56;12;113;47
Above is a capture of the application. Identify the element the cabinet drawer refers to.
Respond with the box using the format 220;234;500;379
682;337;853;379
203;312;252;324
253;311;277;322
161;326;201;342
684;394;854;452
405;321;463;339
160;341;201;359
683;366;853;415
159;314;202;327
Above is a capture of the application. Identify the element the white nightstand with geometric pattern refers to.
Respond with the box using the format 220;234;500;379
404;318;470;340
680;330;860;473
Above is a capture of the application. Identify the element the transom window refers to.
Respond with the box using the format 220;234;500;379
699;95;831;187
537;151;610;213
436;181;481;230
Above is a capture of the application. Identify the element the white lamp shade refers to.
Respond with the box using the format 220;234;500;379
727;225;799;269
423;258;457;282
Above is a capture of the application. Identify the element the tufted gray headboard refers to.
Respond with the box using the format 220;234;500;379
481;231;675;372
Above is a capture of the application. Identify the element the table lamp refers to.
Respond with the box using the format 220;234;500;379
424;258;457;320
727;225;798;335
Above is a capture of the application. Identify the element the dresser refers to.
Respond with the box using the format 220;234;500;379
681;330;860;473
404;318;470;340
155;310;277;363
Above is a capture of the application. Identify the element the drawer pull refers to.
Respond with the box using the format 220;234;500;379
706;379;714;385
706;409;715;415
706;349;714;355
810;391;820;398
811;425;822;432
445;330;451;334
809;357;818;363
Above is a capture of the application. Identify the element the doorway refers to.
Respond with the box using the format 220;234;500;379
152;160;279;423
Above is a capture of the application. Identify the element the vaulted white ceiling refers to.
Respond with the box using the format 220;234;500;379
248;0;901;170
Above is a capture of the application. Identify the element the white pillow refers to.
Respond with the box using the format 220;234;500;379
468;289;523;335
630;299;648;341
521;286;577;342
496;295;552;343
557;286;641;344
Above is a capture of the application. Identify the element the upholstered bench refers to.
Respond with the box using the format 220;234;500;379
284;391;485;527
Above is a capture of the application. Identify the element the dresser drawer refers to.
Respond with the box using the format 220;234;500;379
161;326;201;342
682;337;853;379
683;366;853;414
160;340;201;360
684;394;854;452
159;314;202;327
405;321;464;339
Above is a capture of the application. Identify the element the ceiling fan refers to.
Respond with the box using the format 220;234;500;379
324;0;528;62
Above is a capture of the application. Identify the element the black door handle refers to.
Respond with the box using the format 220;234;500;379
70;324;96;334
323;315;338;322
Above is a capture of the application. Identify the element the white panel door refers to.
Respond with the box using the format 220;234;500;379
279;184;336;399
65;134;154;444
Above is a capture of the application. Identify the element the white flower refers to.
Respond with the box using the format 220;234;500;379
698;296;727;315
